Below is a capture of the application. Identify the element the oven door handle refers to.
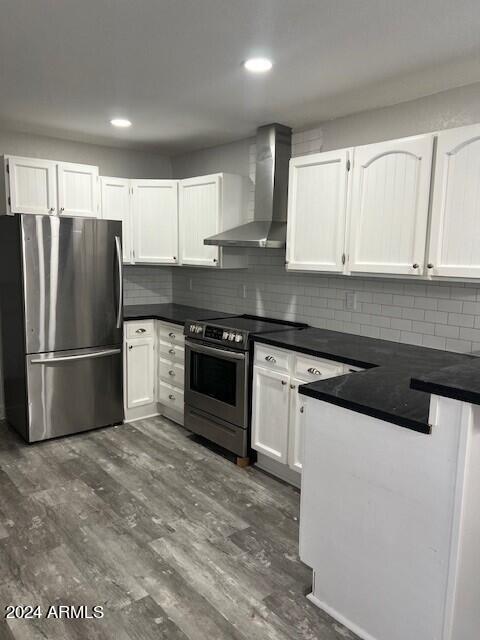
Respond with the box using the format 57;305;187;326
186;340;247;361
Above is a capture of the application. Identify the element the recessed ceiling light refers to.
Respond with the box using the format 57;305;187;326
244;57;273;73
110;118;132;128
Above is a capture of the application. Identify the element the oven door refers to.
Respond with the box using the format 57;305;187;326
185;340;248;428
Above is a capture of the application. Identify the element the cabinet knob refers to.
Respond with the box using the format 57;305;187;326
168;370;175;376
169;348;175;354
300;406;305;414
49;207;55;213
290;384;295;389
168;332;176;338
136;328;146;334
281;380;287;386
307;367;321;376
60;207;65;212
265;355;277;363
412;263;419;269
128;345;133;350
173;256;177;260
168;394;175;400
427;263;434;269
213;258;218;263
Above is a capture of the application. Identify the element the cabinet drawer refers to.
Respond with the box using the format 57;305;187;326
159;358;184;386
126;320;154;339
294;353;344;382
158;322;184;346
159;341;185;363
159;382;184;413
254;344;292;373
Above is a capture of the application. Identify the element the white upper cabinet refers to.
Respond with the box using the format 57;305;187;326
131;179;179;264
348;135;434;275
179;173;248;268
180;174;221;266
101;176;132;263
57;162;99;217
286;149;351;272
6;156;57;215
427;124;480;278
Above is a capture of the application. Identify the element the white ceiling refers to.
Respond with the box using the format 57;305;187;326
1;0;480;153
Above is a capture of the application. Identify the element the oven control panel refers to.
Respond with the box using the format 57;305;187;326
185;321;246;346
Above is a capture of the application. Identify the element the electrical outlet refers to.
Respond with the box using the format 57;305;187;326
345;291;357;311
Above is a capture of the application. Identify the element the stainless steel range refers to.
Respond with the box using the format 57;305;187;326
184;315;306;458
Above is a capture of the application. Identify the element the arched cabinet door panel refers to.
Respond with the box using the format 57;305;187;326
348;135;434;275
428;124;480;278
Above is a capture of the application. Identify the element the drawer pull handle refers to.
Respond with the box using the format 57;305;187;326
168;332;176;338
168;394;175;400
135;328;146;334
265;355;277;363
300;406;305;414
307;367;321;375
169;348;175;354
168;370;175;376
281;380;287;386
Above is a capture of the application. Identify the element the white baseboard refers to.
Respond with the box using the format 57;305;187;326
306;592;377;640
255;451;301;488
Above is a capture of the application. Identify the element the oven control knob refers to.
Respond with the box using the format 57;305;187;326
229;332;235;341
190;324;195;333
196;326;202;333
235;334;243;343
222;331;229;340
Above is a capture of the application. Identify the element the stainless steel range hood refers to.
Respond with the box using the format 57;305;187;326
204;123;292;248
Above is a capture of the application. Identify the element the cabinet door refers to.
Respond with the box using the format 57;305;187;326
132;180;178;264
101;177;132;263
57;162;99;217
126;338;154;408
288;378;306;472
348;135;433;275
286;149;351;272
251;366;290;463
7;156;57;215
428;124;480;278
179;174;220;266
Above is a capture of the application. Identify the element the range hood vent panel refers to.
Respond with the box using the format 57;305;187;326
204;123;292;249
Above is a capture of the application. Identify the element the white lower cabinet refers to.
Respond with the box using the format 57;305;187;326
124;320;184;424
125;328;155;409
252;344;345;477
252;367;290;463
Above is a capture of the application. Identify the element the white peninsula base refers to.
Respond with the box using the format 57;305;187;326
299;395;480;640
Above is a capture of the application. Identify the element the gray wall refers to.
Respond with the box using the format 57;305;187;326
172;81;480;355
0;128;172;178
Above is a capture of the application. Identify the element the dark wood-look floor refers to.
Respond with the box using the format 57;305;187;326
0;416;358;640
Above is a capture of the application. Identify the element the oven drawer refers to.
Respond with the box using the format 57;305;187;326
159;381;184;413
158;322;185;346
159;341;185;363
254;344;292;373
159;358;184;385
294;353;344;382
126;320;154;339
185;405;248;457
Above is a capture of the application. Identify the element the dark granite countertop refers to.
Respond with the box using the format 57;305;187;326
124;303;232;326
254;328;474;433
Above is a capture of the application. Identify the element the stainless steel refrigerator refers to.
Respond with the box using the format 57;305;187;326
0;214;124;442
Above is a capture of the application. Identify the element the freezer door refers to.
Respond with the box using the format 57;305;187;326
21;215;123;353
26;346;124;442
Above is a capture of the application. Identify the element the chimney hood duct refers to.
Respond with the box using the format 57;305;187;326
204;123;292;249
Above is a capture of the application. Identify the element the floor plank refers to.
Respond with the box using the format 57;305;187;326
0;416;358;640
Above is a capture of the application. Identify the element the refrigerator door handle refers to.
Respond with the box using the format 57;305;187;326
115;235;123;329
31;348;121;364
